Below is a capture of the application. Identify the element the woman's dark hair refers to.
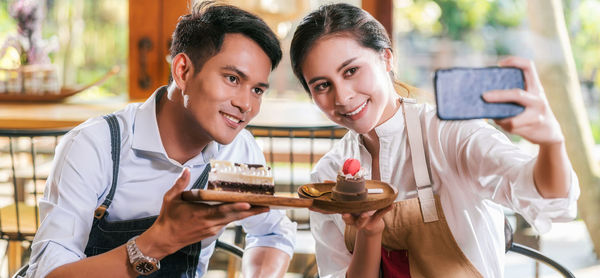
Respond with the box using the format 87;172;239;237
290;3;392;92
170;1;282;74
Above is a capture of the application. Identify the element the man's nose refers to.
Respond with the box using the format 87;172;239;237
232;89;252;113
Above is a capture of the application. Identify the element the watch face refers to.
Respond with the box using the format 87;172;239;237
135;261;156;274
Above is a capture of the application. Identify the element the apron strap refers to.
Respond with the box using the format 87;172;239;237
94;114;122;219
401;98;439;223
94;114;213;219
192;163;211;189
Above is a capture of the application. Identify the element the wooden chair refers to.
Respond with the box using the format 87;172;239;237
504;215;575;277
0;128;70;277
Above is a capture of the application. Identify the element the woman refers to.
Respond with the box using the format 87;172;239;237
290;3;579;278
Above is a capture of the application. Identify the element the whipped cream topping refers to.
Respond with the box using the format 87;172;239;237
209;160;274;185
338;167;366;179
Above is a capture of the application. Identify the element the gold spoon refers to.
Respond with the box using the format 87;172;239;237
301;185;331;197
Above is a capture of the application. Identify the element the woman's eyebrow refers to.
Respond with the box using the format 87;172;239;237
337;57;358;72
307;57;359;85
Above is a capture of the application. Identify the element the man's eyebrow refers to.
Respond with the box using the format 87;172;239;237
307;57;359;85
222;65;269;89
222;65;248;80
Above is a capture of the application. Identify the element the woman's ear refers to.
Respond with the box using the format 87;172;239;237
171;53;193;92
381;48;394;72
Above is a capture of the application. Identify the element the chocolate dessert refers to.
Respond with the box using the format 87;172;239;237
332;158;367;201
207;160;274;195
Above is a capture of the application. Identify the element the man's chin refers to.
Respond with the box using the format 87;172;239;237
211;130;243;145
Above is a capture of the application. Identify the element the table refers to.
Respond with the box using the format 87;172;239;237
0;97;336;129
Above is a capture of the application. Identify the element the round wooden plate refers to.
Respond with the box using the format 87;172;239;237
298;181;398;213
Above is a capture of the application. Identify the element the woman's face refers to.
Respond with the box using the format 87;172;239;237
301;35;398;134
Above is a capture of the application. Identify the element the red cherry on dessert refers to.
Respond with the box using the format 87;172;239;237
342;158;361;176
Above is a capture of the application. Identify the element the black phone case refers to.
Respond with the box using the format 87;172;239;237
434;67;525;120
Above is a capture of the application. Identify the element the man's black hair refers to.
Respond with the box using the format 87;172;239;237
170;1;282;74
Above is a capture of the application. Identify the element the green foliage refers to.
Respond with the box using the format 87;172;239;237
406;0;525;40
0;1;17;38
591;119;600;144
565;0;600;90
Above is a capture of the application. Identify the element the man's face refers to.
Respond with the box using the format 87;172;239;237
180;33;271;144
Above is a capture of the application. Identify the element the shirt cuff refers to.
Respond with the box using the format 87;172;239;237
25;240;82;278
244;231;296;258
511;158;580;234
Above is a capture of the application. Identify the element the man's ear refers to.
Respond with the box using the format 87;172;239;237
171;53;194;92
381;48;394;72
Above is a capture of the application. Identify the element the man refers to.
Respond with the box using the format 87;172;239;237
23;2;296;277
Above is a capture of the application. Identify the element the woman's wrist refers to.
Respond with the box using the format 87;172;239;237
357;228;384;239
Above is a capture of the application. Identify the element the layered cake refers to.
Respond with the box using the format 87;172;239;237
207;160;275;195
332;158;367;201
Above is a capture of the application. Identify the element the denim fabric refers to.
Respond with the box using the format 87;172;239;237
82;114;209;278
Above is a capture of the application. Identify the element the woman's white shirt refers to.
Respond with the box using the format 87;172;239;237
310;103;579;278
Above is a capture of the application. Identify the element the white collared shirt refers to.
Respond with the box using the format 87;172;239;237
310;103;579;278
24;87;297;278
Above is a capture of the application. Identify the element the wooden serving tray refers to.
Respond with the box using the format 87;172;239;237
298;181;398;213
181;189;313;209
0;66;120;102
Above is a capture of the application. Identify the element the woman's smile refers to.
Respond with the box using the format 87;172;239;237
341;100;369;121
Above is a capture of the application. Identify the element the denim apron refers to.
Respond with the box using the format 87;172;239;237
84;114;210;277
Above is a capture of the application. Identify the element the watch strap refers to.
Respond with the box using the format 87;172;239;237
126;235;160;274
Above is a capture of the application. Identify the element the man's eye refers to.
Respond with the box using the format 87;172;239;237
344;67;358;77
227;75;239;84
253;88;264;95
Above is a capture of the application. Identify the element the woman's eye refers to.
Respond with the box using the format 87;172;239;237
314;82;330;92
226;75;239;84
344;67;358;77
252;88;264;95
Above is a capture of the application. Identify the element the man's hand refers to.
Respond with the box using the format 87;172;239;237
138;168;269;259
482;56;564;147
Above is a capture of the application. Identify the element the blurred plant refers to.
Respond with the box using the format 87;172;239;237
0;0;57;65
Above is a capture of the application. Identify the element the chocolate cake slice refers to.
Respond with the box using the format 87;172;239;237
207;160;274;195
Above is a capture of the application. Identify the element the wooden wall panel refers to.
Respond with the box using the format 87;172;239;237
128;0;188;101
362;0;393;42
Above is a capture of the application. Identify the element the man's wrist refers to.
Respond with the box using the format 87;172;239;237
137;227;176;260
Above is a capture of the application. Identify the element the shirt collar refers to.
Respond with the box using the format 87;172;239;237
132;86;221;167
132;86;166;154
374;104;405;137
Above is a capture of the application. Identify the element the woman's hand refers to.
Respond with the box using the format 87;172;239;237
342;205;393;237
482;56;564;147
138;168;269;259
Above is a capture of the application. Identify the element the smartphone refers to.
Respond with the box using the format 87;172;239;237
434;67;525;120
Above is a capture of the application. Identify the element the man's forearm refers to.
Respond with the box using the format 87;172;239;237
242;246;291;278
46;245;137;278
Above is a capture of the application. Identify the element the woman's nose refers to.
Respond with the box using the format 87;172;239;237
334;86;354;106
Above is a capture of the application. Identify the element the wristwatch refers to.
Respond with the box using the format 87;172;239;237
126;235;160;275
